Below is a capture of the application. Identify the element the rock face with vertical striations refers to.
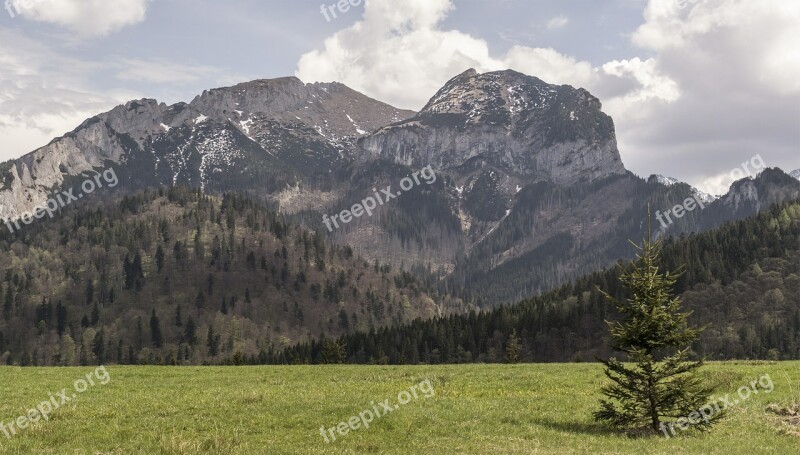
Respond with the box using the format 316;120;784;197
359;69;626;185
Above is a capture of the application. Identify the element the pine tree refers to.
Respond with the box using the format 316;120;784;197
91;302;100;325
123;254;134;290
505;330;522;363
150;309;163;348
155;245;165;272
2;285;12;320
320;338;347;364
207;324;220;356
184;317;197;345
56;302;67;336
594;231;719;434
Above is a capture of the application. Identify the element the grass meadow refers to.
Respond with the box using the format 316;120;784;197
0;361;798;454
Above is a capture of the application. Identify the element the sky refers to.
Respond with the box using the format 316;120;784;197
0;0;798;195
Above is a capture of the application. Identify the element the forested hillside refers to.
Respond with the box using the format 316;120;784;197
272;201;800;364
0;187;460;366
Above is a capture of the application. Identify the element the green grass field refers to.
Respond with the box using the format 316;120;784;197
0;362;798;454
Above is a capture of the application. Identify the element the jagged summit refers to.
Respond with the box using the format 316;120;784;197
421;69;559;118
189;76;414;138
418;69;607;138
361;68;625;185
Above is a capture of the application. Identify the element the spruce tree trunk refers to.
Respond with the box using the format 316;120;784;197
648;376;659;431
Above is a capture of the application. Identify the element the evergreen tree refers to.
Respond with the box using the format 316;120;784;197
155;245;165;272
56;302;67;336
505;330;521;363
184;317;197;345
2;285;12;320
85;280;94;305
338;308;349;330
91;302;100;325
123;254;134;290
150;309;163;348
207;324;220;356
320;339;347;364
594;232;719;434
134;316;144;350
133;253;145;291
92;330;105;363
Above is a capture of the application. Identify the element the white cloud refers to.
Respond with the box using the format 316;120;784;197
505;46;596;88
296;0;593;109
610;0;800;193
297;0;504;110
0;28;137;161
9;0;150;37
297;0;800;194
546;15;569;30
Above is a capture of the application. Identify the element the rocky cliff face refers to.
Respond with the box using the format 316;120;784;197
351;69;628;257
0;77;413;219
359;69;626;185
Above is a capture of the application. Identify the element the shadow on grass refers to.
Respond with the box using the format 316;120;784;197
532;417;654;438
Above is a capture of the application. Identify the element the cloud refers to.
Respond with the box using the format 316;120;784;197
546;15;569;30
608;0;800;193
296;0;592;109
505;46;596;88
8;0;150;36
0;28;137;161
114;58;226;84
297;0;504;110
296;0;800;194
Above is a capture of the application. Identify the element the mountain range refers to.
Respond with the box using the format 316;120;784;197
1;69;799;308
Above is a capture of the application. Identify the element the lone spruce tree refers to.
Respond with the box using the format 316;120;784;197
594;227;720;434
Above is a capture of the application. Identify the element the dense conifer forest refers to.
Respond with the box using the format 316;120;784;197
270;202;800;364
0;187;460;366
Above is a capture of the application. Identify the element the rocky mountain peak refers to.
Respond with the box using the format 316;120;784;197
417;69;604;135
186;76;414;140
360;68;625;186
718;168;800;212
189;77;309;119
420;69;554;121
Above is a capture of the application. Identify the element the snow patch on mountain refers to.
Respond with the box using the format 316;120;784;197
654;174;718;204
654;175;680;186
196;130;243;190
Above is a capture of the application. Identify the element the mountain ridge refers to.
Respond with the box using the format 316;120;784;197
1;69;798;308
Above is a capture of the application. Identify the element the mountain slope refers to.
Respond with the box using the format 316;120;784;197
0;187;461;366
273;200;800;364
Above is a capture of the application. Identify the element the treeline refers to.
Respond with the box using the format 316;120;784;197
0;187;460;366
261;201;800;365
